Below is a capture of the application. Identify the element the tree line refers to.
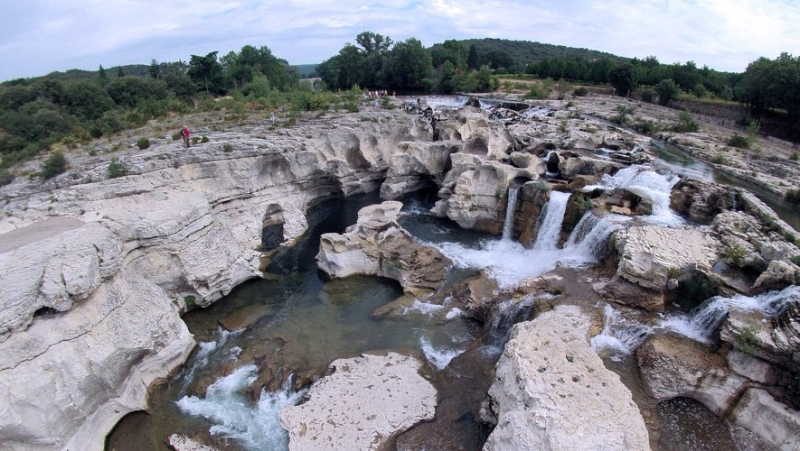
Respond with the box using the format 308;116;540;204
0;45;299;170
317;32;499;94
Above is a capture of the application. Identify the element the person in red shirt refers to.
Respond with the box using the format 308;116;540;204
181;126;190;148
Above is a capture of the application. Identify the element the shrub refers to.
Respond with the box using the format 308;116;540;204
724;243;749;267
634;118;659;134
171;132;181;141
525;84;549;99
191;137;200;144
200;135;209;143
183;295;196;308
107;157;127;178
672;111;699;133
711;154;728;165
222;143;233;152
727;134;750;149
693;83;707;98
136;138;150;150
40;151;68;179
654;79;679;106
610;105;636;125
0;170;14;186
734;325;760;356
572;86;589;97
640;89;654;103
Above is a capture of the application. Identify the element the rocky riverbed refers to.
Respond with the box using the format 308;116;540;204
1;93;799;450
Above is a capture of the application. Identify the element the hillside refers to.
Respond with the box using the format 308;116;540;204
460;38;627;67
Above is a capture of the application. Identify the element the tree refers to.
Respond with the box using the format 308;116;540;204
654;79;679;105
355;31;393;54
431;40;467;71
98;65;107;80
117;66;124;78
385;38;433;90
188;51;224;94
609;63;637;96
436;61;459;94
467;45;481;70
149;59;161;80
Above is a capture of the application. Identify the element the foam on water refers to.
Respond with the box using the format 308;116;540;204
419;336;465;370
445;308;463;320
533;191;572;251
176;364;305;451
403;299;447;316
660;285;800;343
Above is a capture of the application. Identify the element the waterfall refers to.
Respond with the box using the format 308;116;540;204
563;211;630;258
660;285;800;343
502;185;521;241
586;166;683;226
590;304;652;360
483;295;539;356
533;191;572;251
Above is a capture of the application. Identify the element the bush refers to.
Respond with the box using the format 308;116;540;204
693;83;707;98
107;157;127;178
200;135;209;143
222;143;233;152
787;189;800;206
727;134;750;149
633;118;659;134
711;154;728;165
40;151;67;179
525;84;549;99
572;86;588;97
790;152;798;161
724;243;749;267
734;325;760;356
654;79;679;106
136;138;150;150
610;105;636;125
640;89;654;103
672;111;699;133
0;170;14;186
191;137;200;144
171;132;181;141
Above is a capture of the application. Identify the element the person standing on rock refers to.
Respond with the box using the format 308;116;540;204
181;126;190;148
270;111;276;125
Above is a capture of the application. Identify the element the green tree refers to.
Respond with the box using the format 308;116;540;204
385;38;433;90
40;151;67;179
188;51;225;94
117;66;124;78
60;80;115;120
654;79;679;105
467;45;481;70
609;63;637;96
98;65;107;80
436;61;459;94
149;59;161;79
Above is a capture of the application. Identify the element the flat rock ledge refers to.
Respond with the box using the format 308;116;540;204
483;305;650;451
280;352;436;450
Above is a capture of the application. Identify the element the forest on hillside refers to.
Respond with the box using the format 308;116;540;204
1;35;798;186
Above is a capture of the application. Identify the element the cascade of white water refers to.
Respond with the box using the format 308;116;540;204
660;285;800;343
586;166;683;226
590;304;653;360
483;295;539;356
502;185;521;241
533;191;572;251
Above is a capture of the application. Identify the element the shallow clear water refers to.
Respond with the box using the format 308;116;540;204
107;192;491;451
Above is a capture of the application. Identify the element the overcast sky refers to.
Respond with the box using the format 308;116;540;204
1;0;799;81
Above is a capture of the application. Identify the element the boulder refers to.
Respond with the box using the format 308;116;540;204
558;155;618;179
752;260;800;293
316;201;451;295
670;178;734;223
280;352;436;450
483;305;649;450
380;141;460;200
605;225;719;311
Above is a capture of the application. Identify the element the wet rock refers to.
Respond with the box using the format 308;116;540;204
280;352;436;451
316;201;451;296
721;302;800;374
558;155;617;179
636;334;800;450
484;305;649;450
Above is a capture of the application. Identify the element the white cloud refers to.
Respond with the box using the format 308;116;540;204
1;0;799;80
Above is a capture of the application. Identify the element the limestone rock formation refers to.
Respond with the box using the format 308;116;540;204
316;201;451;296
670;178;735;223
636;333;800;450
280;352;436;450
598;225;720;311
483;305;649;450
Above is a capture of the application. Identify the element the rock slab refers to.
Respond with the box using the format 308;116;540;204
280;352;436;450
484;305;650;450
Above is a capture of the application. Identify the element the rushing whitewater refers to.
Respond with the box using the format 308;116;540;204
591;304;653;360
176;365;306;450
432;193;623;288
585;166;684;226
501;185;521;240
661;285;800;343
419;336;465;370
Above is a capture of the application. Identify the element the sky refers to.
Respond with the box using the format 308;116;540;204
1;0;799;81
